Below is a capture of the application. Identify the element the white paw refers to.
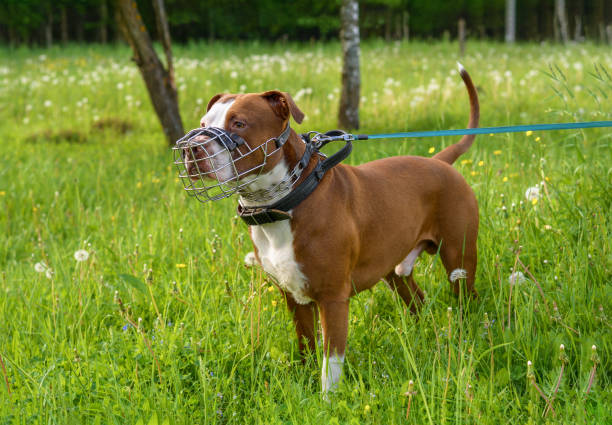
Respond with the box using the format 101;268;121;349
244;251;258;267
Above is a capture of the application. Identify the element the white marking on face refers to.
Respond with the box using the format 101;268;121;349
200;99;234;128
449;268;467;282
395;243;425;276
192;99;235;182
321;354;344;394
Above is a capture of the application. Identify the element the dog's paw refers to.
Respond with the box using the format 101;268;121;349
244;251;258;267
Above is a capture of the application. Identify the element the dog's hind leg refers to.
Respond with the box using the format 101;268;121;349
385;272;425;314
386;242;426;313
439;229;478;298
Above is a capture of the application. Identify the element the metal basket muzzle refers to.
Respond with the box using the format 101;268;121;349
173;126;285;202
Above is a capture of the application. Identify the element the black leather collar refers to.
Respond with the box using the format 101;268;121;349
238;130;353;226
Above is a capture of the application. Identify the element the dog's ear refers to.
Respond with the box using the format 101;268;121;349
262;90;304;124
207;93;225;112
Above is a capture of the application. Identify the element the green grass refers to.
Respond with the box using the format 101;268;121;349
0;40;611;424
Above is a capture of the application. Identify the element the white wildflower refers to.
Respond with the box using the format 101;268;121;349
34;262;47;273
44;100;52;108
525;185;540;201
45;268;54;279
508;271;526;285
74;249;89;262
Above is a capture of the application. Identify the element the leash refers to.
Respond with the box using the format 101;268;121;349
328;120;612;141
237;120;611;225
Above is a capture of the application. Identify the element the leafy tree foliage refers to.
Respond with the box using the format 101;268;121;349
0;0;611;46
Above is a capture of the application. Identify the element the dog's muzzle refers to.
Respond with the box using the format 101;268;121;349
173;125;290;202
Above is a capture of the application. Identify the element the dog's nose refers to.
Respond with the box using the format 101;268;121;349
200;120;206;127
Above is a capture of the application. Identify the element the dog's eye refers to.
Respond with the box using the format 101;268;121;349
234;121;245;129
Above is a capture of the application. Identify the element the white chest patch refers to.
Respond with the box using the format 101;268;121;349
251;221;311;304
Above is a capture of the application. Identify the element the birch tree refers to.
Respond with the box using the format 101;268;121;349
505;0;516;43
338;0;360;130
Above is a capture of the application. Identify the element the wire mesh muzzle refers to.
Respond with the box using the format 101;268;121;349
173;128;282;202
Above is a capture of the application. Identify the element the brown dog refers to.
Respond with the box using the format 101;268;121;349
189;64;479;394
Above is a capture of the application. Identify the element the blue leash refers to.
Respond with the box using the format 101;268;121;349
347;120;612;140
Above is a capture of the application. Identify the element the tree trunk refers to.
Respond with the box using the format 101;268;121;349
152;0;174;82
402;11;409;41
458;18;466;56
574;15;583;42
114;0;184;145
555;0;569;43
100;0;108;43
338;0;360;130
505;0;516;42
60;7;68;44
45;7;53;48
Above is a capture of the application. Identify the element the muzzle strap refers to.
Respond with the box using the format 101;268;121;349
273;123;292;149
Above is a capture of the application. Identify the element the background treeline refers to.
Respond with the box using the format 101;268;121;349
1;0;612;47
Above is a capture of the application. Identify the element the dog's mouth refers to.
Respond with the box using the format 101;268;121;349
182;136;236;183
173;126;287;203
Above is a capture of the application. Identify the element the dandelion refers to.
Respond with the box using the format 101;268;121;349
116;82;124;90
176;264;186;268
525;185;540;201
74;249;89;262
478;160;484;166
502;176;508;182
34;262;47;273
428;147;435;154
0;191;5;196
45;268;54;279
267;285;275;292
535;137;541;142
44;100;52;108
525;130;533;136
364;404;371;413
508;271;526;285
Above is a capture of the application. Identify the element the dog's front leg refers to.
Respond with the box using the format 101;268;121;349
319;298;349;394
283;291;318;356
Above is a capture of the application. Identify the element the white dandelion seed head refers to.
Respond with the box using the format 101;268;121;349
525;186;540;201
508;271;526;285
34;262;47;273
74;249;89;262
45;268;54;279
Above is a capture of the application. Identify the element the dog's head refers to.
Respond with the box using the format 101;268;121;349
175;91;304;202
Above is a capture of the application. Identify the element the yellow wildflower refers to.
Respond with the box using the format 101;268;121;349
0;191;5;196
535;137;541;142
176;264;187;268
428;147;435;154
478;160;484;167
493;150;502;155
526;130;533;136
532;198;538;205
503;176;508;182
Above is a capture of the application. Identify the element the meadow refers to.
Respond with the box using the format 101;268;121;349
0;40;610;424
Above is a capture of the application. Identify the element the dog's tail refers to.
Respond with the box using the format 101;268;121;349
433;63;480;165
